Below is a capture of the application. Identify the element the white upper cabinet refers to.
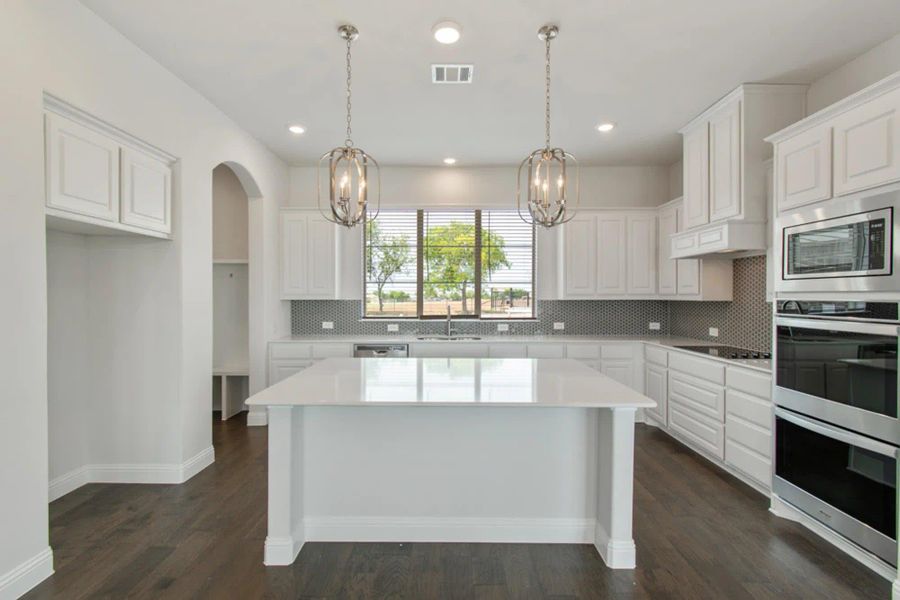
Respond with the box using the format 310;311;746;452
657;204;678;295
832;86;900;196
562;214;597;297
626;214;656;295
775;124;832;211
708;99;742;222
120;147;172;234
596;213;627;295
768;72;900;211
682;124;710;230
45;112;120;222
280;209;336;299
44;99;175;239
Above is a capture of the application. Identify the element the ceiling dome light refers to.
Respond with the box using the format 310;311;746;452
433;21;461;44
443;157;457;165
288;124;305;134
597;122;616;132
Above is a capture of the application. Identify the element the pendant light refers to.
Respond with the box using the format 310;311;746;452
517;25;579;228
317;24;380;228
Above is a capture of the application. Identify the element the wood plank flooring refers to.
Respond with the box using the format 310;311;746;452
24;414;890;599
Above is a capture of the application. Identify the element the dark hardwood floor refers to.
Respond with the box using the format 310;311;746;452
25;414;890;599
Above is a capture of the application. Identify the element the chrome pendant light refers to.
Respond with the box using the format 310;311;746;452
517;25;579;228
317;24;380;228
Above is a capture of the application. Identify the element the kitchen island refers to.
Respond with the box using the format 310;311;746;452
246;357;655;570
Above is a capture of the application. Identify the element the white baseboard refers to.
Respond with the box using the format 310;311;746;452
48;446;215;502
246;407;267;427
303;516;595;545
264;535;305;566
593;523;636;569
770;494;897;582
0;546;53;600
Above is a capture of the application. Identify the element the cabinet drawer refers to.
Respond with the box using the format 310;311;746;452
669;371;725;421
725;439;771;490
725;413;771;458
488;344;527;358
269;359;315;385
566;344;601;360
270;342;312;359
644;345;668;367
527;344;565;358
669;352;725;385
602;344;635;360
669;399;725;460
726;367;771;399
412;343;489;358
312;343;353;358
726;389;772;431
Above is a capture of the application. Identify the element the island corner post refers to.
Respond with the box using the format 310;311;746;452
248;357;652;570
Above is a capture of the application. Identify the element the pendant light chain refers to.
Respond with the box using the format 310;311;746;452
344;35;353;147
544;33;551;150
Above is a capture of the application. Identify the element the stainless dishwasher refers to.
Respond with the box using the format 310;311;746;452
353;344;409;358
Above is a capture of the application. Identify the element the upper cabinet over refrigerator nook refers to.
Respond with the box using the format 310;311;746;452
672;84;807;259
767;71;900;213
43;95;174;239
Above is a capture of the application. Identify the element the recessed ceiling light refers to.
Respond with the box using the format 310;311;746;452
288;124;305;134
443;157;457;165
433;21;461;44
596;122;616;133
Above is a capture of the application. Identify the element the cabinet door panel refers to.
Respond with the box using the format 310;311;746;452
596;214;627;294
602;359;633;388
676;259;700;295
563;215;597;296
120;148;171;234
627;214;656;294
709;99;742;222
776;125;832;211
281;213;308;297
645;364;667;426
657;205;678;295
833;87;900;195
307;216;336;296
682;124;710;229
45;112;120;221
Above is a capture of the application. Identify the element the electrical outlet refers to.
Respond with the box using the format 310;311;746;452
648;322;661;331
387;323;399;332
709;327;719;337
553;322;565;330
497;323;509;332
322;321;334;330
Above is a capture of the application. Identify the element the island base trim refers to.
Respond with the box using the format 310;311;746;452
263;536;304;566
594;524;637;569
303;516;595;544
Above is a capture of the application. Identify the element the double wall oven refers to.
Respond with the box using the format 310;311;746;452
774;301;899;565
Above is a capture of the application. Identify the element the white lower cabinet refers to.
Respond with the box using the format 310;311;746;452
668;399;725;459
644;363;667;426
723;367;773;490
488;344;527;358
269;360;315;385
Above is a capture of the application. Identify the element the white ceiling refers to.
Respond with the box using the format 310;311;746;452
80;0;900;166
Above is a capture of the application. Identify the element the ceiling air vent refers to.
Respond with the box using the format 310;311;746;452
432;64;474;84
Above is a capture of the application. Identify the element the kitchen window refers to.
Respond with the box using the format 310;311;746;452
364;209;535;319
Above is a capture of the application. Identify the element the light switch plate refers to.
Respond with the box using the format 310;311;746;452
322;321;334;330
387;323;399;332
709;327;719;337
648;322;661;331
553;322;565;330
497;323;510;332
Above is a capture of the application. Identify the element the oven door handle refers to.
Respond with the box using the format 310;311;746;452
775;408;899;458
775;316;900;337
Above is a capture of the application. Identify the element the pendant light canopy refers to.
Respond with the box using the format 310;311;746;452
318;24;380;228
517;25;579;228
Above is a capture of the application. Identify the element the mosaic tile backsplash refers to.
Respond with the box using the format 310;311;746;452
291;255;772;351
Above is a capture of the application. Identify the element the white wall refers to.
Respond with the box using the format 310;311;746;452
667;160;683;200
0;0;289;593
213;164;249;261
289;165;670;209
807;32;900;113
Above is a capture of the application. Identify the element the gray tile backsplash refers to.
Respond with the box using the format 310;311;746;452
290;255;771;351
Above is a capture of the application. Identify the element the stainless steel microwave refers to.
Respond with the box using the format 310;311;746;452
776;186;900;294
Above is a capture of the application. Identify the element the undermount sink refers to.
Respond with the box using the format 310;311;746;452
417;336;482;341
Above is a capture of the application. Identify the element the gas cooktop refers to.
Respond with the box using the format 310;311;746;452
675;345;771;360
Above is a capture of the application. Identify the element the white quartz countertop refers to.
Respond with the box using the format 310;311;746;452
247;357;657;409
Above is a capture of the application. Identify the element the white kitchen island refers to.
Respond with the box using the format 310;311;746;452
246;357;655;570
